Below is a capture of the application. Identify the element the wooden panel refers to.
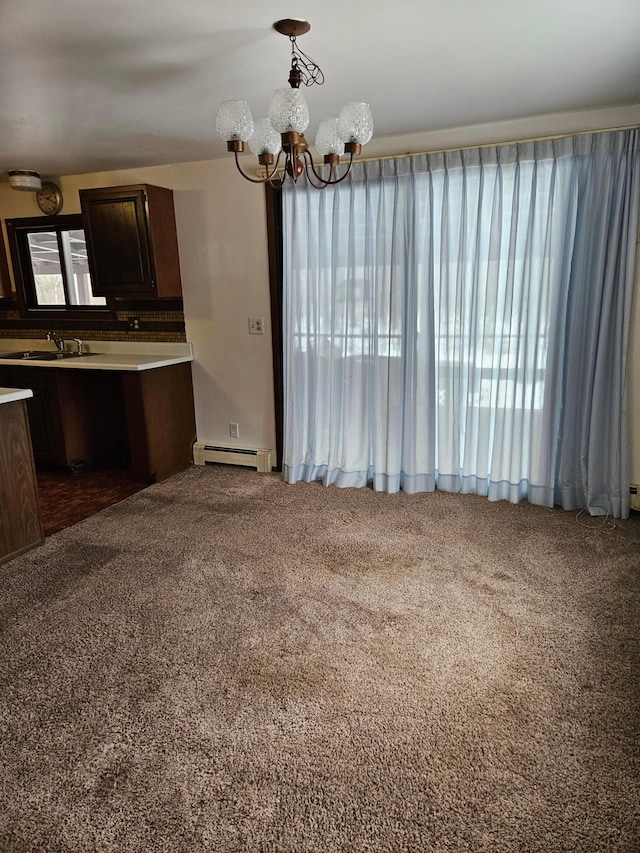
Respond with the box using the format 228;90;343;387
0;229;12;299
265;184;284;471
87;199;149;286
145;185;183;298
76;372;128;465
80;184;182;298
0;399;44;564
123;362;196;483
53;371;125;468
0;362;194;486
25;384;60;464
0;367;61;464
0;367;128;471
81;188;152;295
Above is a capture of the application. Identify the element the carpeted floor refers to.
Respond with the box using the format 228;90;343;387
1;465;639;852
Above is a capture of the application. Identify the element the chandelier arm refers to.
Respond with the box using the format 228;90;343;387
233;149;285;184
303;150;356;187
267;171;288;190
301;151;331;190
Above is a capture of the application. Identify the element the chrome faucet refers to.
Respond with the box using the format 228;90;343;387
46;331;65;352
71;338;84;355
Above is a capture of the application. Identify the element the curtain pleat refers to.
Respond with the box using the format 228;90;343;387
282;130;640;517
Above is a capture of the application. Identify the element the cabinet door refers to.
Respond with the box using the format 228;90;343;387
25;382;59;463
19;369;60;463
81;187;154;296
0;368;60;464
0;231;12;299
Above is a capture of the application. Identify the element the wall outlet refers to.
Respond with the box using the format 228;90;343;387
129;316;140;330
248;317;264;335
229;422;239;439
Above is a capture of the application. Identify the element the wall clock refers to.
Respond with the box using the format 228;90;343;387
36;181;63;216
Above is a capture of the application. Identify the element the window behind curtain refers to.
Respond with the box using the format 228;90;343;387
282;131;640;517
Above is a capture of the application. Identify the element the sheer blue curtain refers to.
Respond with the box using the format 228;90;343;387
282;130;640;517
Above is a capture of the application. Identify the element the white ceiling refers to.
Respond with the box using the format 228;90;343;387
1;0;639;178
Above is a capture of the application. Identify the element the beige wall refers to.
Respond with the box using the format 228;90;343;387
1;103;639;479
0;160;277;455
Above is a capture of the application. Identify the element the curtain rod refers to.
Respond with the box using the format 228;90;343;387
264;122;640;177
352;122;640;166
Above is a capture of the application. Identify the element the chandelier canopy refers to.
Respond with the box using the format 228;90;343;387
216;19;373;189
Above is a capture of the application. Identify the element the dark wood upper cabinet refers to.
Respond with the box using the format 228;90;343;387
0;229;12;299
79;184;182;298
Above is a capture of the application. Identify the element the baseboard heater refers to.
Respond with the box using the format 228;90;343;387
193;442;272;473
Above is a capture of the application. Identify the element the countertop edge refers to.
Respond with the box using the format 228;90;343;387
0;354;194;372
0;388;34;404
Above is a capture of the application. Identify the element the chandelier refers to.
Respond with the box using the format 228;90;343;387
216;19;373;189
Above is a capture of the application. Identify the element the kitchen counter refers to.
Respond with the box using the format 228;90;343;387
0;340;196;483
0;340;193;371
0;387;33;404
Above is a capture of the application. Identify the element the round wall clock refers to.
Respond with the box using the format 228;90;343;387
36;181;63;215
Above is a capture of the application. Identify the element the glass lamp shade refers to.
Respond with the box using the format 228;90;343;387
337;103;373;145
216;100;254;142
315;119;345;156
268;88;310;134
248;118;282;156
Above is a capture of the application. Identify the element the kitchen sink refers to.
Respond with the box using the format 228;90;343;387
0;350;54;359
31;351;93;360
0;350;95;360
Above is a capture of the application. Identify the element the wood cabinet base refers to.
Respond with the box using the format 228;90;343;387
123;362;196;483
0;362;196;490
0;400;44;564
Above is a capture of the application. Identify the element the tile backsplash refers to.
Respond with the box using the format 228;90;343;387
0;298;187;343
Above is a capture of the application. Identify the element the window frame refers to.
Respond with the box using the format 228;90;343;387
6;214;116;321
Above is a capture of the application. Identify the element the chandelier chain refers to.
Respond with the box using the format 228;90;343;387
289;35;325;87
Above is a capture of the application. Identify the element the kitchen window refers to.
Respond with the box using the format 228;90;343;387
7;215;115;320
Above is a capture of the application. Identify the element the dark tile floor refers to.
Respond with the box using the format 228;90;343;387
36;467;146;536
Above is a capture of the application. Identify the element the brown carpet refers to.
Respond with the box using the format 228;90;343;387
1;465;638;852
